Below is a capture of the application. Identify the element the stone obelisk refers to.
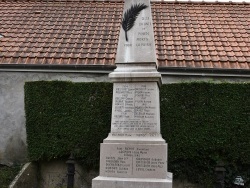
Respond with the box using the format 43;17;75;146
92;0;173;187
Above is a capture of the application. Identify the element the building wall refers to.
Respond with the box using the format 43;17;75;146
0;71;248;166
0;71;110;166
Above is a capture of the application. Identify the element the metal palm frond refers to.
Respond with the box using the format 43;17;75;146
122;3;148;42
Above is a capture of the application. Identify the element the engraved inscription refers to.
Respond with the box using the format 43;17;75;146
100;144;167;178
104;147;164;174
136;17;152;47
111;83;159;133
105;156;131;174
110;133;158;137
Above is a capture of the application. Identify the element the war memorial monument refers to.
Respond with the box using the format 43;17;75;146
92;0;173;187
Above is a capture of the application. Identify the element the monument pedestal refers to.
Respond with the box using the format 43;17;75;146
92;64;172;188
93;140;172;188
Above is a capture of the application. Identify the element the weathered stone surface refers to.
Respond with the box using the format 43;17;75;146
92;176;172;188
115;0;156;64
111;82;160;134
9;162;38;188
109;64;162;86
99;143;168;179
9;160;93;188
39;159;93;188
104;81;165;144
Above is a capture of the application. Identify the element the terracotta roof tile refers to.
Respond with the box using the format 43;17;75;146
0;0;249;71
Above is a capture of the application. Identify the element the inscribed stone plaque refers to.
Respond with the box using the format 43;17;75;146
100;143;168;179
111;82;160;133
115;0;157;63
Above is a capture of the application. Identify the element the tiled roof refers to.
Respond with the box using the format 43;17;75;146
0;0;249;71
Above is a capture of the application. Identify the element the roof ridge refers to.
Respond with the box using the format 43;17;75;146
0;0;249;3
151;0;250;4
0;0;123;2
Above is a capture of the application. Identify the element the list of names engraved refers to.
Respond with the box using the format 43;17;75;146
100;144;167;178
111;82;159;133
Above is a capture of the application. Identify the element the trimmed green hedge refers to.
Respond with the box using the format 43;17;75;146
160;82;250;186
25;81;250;187
25;81;112;167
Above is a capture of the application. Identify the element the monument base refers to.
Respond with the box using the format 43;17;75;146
92;176;173;188
99;142;169;178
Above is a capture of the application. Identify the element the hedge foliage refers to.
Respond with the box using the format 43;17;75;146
25;81;250;187
160;82;250;186
0;165;22;188
25;81;112;167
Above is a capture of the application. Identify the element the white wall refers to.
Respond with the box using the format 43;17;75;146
0;71;110;166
